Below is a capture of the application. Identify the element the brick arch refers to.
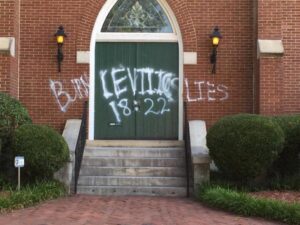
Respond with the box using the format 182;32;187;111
167;0;198;51
76;0;197;52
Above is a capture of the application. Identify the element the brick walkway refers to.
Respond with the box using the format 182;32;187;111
0;195;282;225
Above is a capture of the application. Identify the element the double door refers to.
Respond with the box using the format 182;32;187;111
94;42;179;139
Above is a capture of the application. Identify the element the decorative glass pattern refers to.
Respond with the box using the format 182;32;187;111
101;0;173;33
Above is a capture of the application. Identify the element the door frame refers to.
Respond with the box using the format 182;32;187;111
89;0;184;140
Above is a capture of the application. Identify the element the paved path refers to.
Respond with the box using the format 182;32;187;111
0;195;283;225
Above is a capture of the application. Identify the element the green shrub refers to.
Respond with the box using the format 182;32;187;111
207;114;285;182
0;180;66;212
13;124;69;181
273;115;300;176
211;170;300;193
0;93;32;180
0;92;31;135
197;185;300;225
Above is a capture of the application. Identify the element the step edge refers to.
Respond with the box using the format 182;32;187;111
86;140;184;148
78;176;187;179
80;166;187;169
82;157;185;159
77;186;187;189
84;147;185;151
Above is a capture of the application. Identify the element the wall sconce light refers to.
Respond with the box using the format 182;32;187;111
54;26;67;72
210;26;222;74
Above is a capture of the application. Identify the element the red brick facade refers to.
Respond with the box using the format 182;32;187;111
0;0;19;97
0;0;299;135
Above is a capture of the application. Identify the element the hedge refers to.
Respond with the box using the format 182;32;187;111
207;114;285;182
13;124;69;181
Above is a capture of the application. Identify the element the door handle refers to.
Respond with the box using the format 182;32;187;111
109;122;122;126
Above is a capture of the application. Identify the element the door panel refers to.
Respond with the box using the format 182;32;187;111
95;43;137;139
94;42;178;140
135;43;179;139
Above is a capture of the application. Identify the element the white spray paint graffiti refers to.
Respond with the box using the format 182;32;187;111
100;66;178;101
144;97;171;116
48;71;229;115
185;78;229;102
99;66;178;123
49;74;89;112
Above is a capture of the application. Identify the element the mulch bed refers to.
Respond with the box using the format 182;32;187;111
250;191;300;204
0;191;11;198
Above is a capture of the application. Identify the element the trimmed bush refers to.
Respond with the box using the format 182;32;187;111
273;115;300;176
0;92;31;132
0;93;32;181
0;92;31;147
207;114;285;182
13;124;69;181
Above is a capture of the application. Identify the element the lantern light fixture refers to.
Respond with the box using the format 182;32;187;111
210;26;222;74
54;26;67;72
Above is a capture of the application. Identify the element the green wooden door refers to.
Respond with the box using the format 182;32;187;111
94;42;179;140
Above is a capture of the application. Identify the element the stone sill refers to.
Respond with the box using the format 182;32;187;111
257;39;284;58
0;37;15;57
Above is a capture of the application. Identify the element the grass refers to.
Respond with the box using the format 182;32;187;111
210;171;300;192
0;180;66;213
197;185;300;225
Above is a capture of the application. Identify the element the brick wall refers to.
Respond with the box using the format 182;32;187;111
3;0;298;135
0;55;9;93
0;0;14;94
0;0;19;97
281;0;300;113
15;0;255;132
9;0;20;97
259;58;283;115
257;0;283;115
185;0;254;127
257;0;300;115
19;0;85;131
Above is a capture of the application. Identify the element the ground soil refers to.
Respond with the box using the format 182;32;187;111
0;191;10;198
251;191;300;203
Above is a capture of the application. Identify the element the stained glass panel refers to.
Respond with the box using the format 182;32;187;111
101;0;173;33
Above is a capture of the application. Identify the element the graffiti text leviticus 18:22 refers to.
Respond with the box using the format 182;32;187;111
99;66;178;123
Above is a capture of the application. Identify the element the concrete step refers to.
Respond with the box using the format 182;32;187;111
79;166;186;177
77;186;187;197
83;147;185;158
78;176;187;187
78;144;187;196
81;157;185;167
86;140;184;148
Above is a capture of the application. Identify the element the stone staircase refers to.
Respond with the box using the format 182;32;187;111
77;141;187;196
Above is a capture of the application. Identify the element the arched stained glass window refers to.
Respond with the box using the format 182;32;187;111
101;0;173;33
